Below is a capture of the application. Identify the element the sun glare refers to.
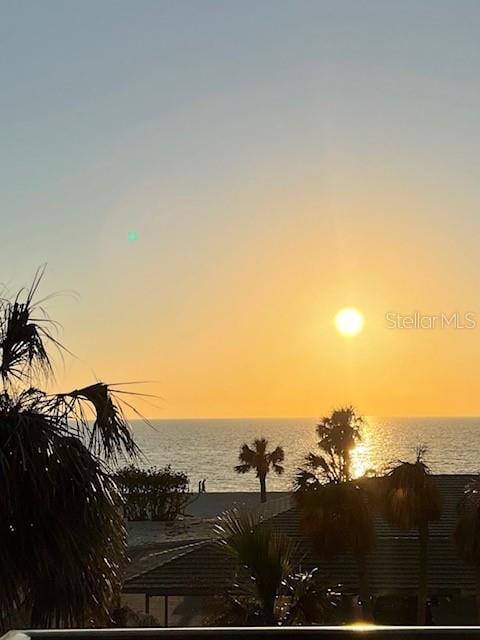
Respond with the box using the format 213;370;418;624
335;307;364;337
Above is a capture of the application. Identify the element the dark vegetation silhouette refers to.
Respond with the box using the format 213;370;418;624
294;407;374;618
209;510;340;625
380;447;443;624
455;478;480;622
0;270;467;628
0;270;140;629
235;437;284;503
115;465;189;521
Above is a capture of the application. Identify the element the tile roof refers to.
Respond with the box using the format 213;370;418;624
123;474;478;596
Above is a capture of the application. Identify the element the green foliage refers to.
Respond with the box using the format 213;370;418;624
0;271;139;629
216;510;294;620
114;465;190;521
209;510;339;625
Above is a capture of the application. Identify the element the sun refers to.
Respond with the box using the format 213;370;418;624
335;307;364;337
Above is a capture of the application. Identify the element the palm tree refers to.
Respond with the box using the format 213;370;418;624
455;478;480;622
381;447;442;625
235;437;284;503
295;481;374;616
0;270;140;629
210;510;339;625
297;406;362;487
294;407;374;619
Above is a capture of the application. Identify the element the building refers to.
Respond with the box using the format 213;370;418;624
122;475;479;626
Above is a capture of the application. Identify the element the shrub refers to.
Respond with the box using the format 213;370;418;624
114;465;190;521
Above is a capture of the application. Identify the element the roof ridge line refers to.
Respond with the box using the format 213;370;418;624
127;539;213;580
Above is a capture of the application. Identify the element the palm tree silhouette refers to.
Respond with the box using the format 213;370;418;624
455;478;480;622
294;407;374;618
235;437;284;503
381;447;442;625
212;510;339;625
296;406;362;487
296;480;374;617
0;270;140;629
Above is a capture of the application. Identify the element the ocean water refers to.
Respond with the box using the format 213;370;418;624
128;417;480;492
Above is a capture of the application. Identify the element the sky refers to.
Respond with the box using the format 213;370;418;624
2;1;480;418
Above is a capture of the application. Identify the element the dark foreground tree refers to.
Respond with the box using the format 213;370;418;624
294;407;374;619
295;481;374;618
208;510;339;625
0;270;140;629
234;437;284;503
455;478;480;622
381;448;442;625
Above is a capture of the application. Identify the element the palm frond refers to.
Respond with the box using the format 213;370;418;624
213;511;339;625
382;448;443;530
215;510;296;623
269;445;284;462
297;408;363;487
237;443;256;468
280;569;341;625
268;446;285;476
0;270;145;629
0;268;63;384
54;382;140;463
253;437;268;455
0;393;125;629
234;463;251;474
293;467;321;492
234;439;284;479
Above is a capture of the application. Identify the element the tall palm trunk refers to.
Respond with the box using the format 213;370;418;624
355;552;372;621
417;520;429;625
259;473;267;503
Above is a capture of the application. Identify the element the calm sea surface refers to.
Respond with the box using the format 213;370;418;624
128;417;480;492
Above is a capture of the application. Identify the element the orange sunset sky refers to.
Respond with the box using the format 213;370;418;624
3;2;480;418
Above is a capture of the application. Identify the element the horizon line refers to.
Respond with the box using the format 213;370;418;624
128;414;480;421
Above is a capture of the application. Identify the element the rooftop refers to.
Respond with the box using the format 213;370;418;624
123;475;477;597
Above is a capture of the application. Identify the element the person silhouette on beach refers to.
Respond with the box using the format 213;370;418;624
198;480;202;493
201;479;206;492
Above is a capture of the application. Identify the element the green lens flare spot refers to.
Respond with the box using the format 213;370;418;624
128;231;138;242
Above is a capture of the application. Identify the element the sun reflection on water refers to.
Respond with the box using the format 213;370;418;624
351;418;374;478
